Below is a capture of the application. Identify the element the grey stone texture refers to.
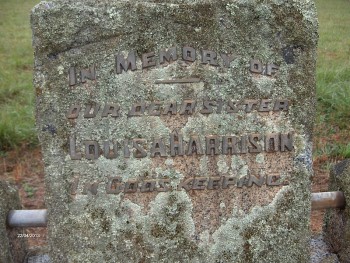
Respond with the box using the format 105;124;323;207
310;234;339;263
31;0;318;262
0;181;27;263
27;254;51;263
324;159;350;262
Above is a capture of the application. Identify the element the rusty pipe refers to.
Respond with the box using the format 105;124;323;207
311;191;346;210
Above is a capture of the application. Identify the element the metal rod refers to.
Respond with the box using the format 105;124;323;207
7;209;47;228
4;192;347;227
311;191;346;210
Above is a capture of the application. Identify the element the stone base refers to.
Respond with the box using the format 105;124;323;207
310;234;339;263
324;159;350;262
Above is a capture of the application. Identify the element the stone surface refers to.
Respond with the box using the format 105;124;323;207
324;159;350;262
0;181;27;263
27;254;51;263
31;0;318;262
310;234;339;263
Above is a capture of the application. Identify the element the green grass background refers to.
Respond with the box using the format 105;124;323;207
0;0;39;150
315;0;350;159
0;0;349;158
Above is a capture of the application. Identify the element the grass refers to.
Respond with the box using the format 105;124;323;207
0;0;39;151
0;0;349;162
314;0;350;162
23;182;36;198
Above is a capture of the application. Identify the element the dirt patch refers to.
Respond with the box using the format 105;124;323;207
0;146;47;248
310;163;331;233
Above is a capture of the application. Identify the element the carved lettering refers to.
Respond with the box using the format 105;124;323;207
113;47;278;75
201;50;218;66
158;179;170;192
258;99;272;112
106;177;124;194
216;100;224;113
179;100;196;115
162;102;177;115
208;177;221;190
80;66;96;83
187;136;203;155
69;135;82;160
281;133;293;152
170;132;184;156
101;104;120;117
247;175;265;187
237;177;247;188
73;174;288;196
103;141;118;159
226;101;240;113
267;175;282;186
222;176;236;189
69;67;76;86
66;99;289;120
124;181;138;193
241;135;248;154
220;53;236;67
274;100;289;111
82;181;100;195
250;60;279;76
69;177;79;195
244;100;259;113
84;104;100;118
128;102;146;116
116;51;137;74
69;66;96;86
223;136;240;155
266;64;279;76
148;101;162;116
133;139;147;158
142;52;156;68
206;136;220;155
150;139;167;157
67;105;81;119
84;141;99;160
250;59;263;73
248;134;262;153
178;178;194;191
265;133;280;152
159;47;177;64
140;180;156;192
182;46;196;62
192;177;208;190
67;132;294;160
200;101;216;114
124;139;131;158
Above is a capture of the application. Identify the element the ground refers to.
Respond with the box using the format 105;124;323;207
0;147;47;248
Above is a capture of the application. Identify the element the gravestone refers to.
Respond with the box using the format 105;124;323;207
324;159;350;262
31;0;318;262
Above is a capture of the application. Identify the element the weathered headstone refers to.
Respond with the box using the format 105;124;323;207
31;0;318;262
324;159;350;262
